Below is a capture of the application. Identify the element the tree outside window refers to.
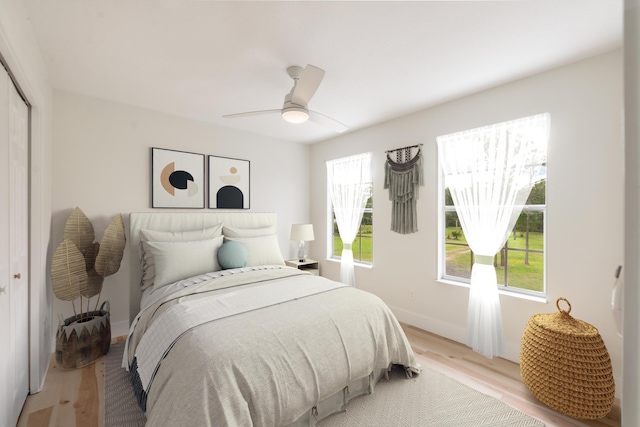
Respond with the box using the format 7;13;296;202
442;177;546;294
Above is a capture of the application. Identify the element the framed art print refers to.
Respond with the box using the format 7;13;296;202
152;147;205;208
208;155;250;209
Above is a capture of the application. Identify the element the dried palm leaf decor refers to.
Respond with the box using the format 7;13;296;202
52;207;126;369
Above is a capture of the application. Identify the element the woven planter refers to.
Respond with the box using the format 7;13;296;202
56;301;111;369
520;298;614;419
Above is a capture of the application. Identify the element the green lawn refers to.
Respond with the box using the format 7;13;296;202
329;226;544;292
333;234;373;263
445;227;544;292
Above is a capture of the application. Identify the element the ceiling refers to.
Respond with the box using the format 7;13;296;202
23;0;622;144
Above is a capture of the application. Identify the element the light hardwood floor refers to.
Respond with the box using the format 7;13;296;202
17;326;620;427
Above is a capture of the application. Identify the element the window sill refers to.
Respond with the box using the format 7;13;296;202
435;279;547;303
326;257;373;269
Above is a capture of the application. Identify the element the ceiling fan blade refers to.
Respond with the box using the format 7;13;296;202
223;109;280;119
309;110;348;133
291;65;325;106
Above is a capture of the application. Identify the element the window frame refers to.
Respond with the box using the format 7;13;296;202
329;199;373;265
326;172;373;266
437;170;547;299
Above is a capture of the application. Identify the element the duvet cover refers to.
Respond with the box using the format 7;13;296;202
124;266;420;427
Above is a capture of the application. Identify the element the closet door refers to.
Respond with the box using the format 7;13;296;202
0;63;30;427
0;63;11;427
9;66;29;426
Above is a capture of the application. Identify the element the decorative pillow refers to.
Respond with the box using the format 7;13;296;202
222;225;277;238
217;241;248;270
145;236;224;290
139;223;223;250
225;234;285;267
138;223;223;289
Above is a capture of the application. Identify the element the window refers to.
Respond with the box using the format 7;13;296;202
441;160;546;295
326;153;373;267
331;189;373;263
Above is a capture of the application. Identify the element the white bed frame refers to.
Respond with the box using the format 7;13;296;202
128;212;278;323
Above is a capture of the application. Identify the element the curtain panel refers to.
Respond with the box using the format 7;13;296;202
437;113;550;358
326;153;372;287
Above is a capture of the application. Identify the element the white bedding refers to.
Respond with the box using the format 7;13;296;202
138;265;288;310
129;267;345;393
126;213;420;426
124;267;421;426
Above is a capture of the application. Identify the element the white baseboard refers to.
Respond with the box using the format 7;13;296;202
388;304;467;345
388;304;521;363
111;320;130;340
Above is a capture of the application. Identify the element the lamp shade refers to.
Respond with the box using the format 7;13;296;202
290;224;315;242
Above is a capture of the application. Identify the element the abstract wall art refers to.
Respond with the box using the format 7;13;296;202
152;147;205;208
208;155;250;209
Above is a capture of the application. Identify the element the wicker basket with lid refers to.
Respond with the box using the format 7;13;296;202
519;297;614;419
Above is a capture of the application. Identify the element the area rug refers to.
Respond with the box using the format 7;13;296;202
317;365;544;427
104;342;146;427
105;342;544;427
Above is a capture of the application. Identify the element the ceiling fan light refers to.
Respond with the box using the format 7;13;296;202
282;107;309;124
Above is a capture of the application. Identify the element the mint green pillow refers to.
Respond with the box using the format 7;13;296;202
217;241;248;269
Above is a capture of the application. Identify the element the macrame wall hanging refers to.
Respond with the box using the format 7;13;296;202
384;144;424;234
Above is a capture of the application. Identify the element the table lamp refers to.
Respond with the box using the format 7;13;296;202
290;224;315;262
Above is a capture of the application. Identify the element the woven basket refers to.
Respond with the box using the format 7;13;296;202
56;301;111;369
520;298;614;419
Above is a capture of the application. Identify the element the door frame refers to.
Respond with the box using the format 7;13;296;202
0;40;52;394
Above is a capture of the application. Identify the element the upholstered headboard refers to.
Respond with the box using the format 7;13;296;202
128;212;278;323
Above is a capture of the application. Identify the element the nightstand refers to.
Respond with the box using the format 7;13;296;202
285;259;320;276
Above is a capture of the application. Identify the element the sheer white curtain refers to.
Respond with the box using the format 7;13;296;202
437;114;549;358
327;153;372;287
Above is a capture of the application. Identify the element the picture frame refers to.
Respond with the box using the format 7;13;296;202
208;155;250;209
151;147;205;208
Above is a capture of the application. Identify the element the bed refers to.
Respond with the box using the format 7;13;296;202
123;212;421;426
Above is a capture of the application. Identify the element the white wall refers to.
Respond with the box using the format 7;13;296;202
51;90;310;338
310;51;624;388
0;0;54;392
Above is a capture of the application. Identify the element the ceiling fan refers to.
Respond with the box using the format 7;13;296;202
223;64;348;133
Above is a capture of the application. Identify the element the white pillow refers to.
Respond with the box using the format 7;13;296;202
222;225;276;238
138;224;223;289
139;223;223;247
225;234;285;267
145;236;224;290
